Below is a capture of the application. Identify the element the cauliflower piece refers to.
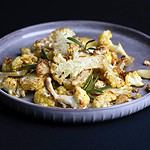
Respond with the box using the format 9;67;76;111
12;56;23;70
36;59;49;76
20;48;31;55
93;91;116;108
15;86;26;97
1;77;26;97
46;77;78;108
20;73;44;91
34;87;55;107
32;37;52;57
95;80;106;88
109;43;134;65
72;70;92;87
55;86;70;95
51;54;104;84
98;30;133;64
2;77;18;95
125;71;144;87
21;54;38;64
103;60;125;88
115;94;129;104
104;71;125;88
49;28;75;55
2;57;13;72
12;54;38;70
106;85;133;98
74;86;90;108
98;30;112;46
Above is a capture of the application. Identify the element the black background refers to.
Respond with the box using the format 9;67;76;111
0;0;150;150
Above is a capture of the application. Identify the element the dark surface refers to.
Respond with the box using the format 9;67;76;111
0;0;150;150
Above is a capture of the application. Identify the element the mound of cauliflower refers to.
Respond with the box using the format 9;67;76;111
0;28;148;109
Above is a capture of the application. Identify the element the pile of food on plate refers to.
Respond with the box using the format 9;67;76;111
0;28;150;109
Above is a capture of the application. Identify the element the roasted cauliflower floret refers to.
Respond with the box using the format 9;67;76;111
2;57;13;72
12;54;38;70
55;86;70;95
20;48;31;55
2;77;18;95
21;54;38;64
98;30;133;64
36;59;49;76
72;70;92;87
20;74;44;91
115;94;129;104
95;80;106;88
2;77;26;97
46;77;78;108
49;28;75;54
103;61;125;88
93;91;116;108
12;56;23;70
51;54;104;84
125;71;144;87
34;87;55;107
15;85;26;97
98;30;112;46
32;37;52;57
107;85;133;98
104;71;125;88
74;86;90;108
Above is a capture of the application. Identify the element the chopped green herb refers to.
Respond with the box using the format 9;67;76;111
85;40;95;50
67;37;84;48
83;74;111;98
0;70;28;77
22;64;37;70
41;49;49;59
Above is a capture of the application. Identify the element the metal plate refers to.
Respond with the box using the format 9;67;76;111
0;21;150;123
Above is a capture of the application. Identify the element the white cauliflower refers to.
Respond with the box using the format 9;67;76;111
2;77;18;95
51;54;104;84
20;73;44;91
34;87;55;107
55;86;70;95
12;56;23;70
98;30;133;64
46;77;90;108
32;37;52;57
2;77;26;97
49;28;75;55
74;86;90;108
95;80;106;88
93;91;116;108
103;59;125;88
115;94;129;104
36;59;49;76
20;48;31;55
106;85;133;97
72;70;92;87
125;71;144;87
2;57;13;72
12;54;38;70
46;77;78;108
